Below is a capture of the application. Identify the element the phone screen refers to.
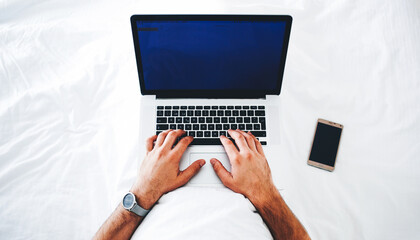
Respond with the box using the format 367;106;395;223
309;122;342;167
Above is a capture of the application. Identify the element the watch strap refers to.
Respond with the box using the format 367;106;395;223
131;203;150;217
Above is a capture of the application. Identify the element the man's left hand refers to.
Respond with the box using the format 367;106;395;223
130;129;205;210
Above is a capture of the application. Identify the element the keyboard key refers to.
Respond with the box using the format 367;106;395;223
220;106;226;109
259;117;266;123
157;106;164;109
233;110;239;116
189;138;224;145
180;111;186;116
261;122;266;130
206;117;212;123
197;131;203;137
210;110;216;116
204;106;211;109
235;106;241;109
236;117;243;123
176;117;182;123
168;117;175;123
200;124;207;130
164;111;171;116
157;117;167;123
225;110;231;116
188;131;195;137
239;124;245;130
220;131;227;136
227;106;234;109
173;106;179;109
212;131;218;137
216;124;222;130
156;124;168;130
260;141;267;145
170;124;177;129
246;124;253;130
231;124;237;129
177;124;184;130
193;124;199;130
181;106;187;109
191;117;198;123
156;131;162;135
255;110;265;116
244;117;251;123
247;110;254;116
195;110;201;116
188;106;195;109
185;124;192;130
251;106;257;109
217;110;224;116
212;106;218;109
165;106;171;109
243;106;249;109
196;106;203;110
204;131;211;137
223;124;229;130
240;110;246;116
208;124;215;130
172;111;179;116
203;110;209;116
221;117;228;123
183;118;190;123
199;117;205;123
252;117;258;123
229;117;235;123
157;111;163;116
251;131;266;137
254;124;260;130
214;117;220;123
258;106;265;109
186;110;193;116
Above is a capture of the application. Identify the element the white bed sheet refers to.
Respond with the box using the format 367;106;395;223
1;0;420;239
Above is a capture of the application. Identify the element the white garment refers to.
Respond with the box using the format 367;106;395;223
132;187;273;240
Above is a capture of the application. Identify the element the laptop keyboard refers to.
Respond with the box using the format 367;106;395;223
156;105;267;145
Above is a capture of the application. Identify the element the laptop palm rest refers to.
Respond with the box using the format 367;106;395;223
188;152;231;185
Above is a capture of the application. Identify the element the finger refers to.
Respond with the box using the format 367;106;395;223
172;135;194;158
249;132;264;154
227;129;249;152
162;129;186;149
156;129;172;146
237;130;257;152
220;135;239;161
146;135;158;152
210;158;233;187
177;159;206;186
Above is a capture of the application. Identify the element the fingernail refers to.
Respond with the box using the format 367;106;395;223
210;158;216;165
200;160;206;167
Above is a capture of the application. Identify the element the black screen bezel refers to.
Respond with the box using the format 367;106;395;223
130;14;293;98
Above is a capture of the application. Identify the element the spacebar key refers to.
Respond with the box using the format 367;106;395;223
190;138;222;145
250;131;266;137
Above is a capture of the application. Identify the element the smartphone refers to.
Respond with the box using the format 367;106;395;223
308;119;343;171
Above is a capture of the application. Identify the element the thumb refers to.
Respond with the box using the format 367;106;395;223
210;158;233;187
178;159;206;185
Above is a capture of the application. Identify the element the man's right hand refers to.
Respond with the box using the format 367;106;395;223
211;129;310;240
210;129;278;206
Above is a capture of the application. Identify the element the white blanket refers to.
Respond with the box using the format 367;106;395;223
1;0;419;239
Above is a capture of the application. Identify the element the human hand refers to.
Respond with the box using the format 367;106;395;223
210;129;278;206
130;129;205;209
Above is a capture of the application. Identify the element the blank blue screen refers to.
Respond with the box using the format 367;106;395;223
136;20;286;90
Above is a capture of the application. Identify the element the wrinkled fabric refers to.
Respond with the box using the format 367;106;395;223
0;0;419;239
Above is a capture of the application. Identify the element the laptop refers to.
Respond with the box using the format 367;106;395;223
130;15;292;186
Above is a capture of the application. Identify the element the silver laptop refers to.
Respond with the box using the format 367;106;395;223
130;15;292;186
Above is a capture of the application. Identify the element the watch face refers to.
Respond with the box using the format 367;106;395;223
123;193;135;209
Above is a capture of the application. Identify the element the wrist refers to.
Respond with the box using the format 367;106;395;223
130;188;160;210
248;184;281;209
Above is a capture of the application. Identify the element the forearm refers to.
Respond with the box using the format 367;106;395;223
250;187;310;240
93;204;143;240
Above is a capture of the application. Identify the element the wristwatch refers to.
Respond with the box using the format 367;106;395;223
122;192;150;217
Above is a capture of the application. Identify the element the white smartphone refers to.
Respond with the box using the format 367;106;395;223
308;119;343;171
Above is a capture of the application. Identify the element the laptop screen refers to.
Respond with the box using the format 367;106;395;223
131;15;292;97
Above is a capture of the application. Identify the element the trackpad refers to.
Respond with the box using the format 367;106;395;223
188;152;231;184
